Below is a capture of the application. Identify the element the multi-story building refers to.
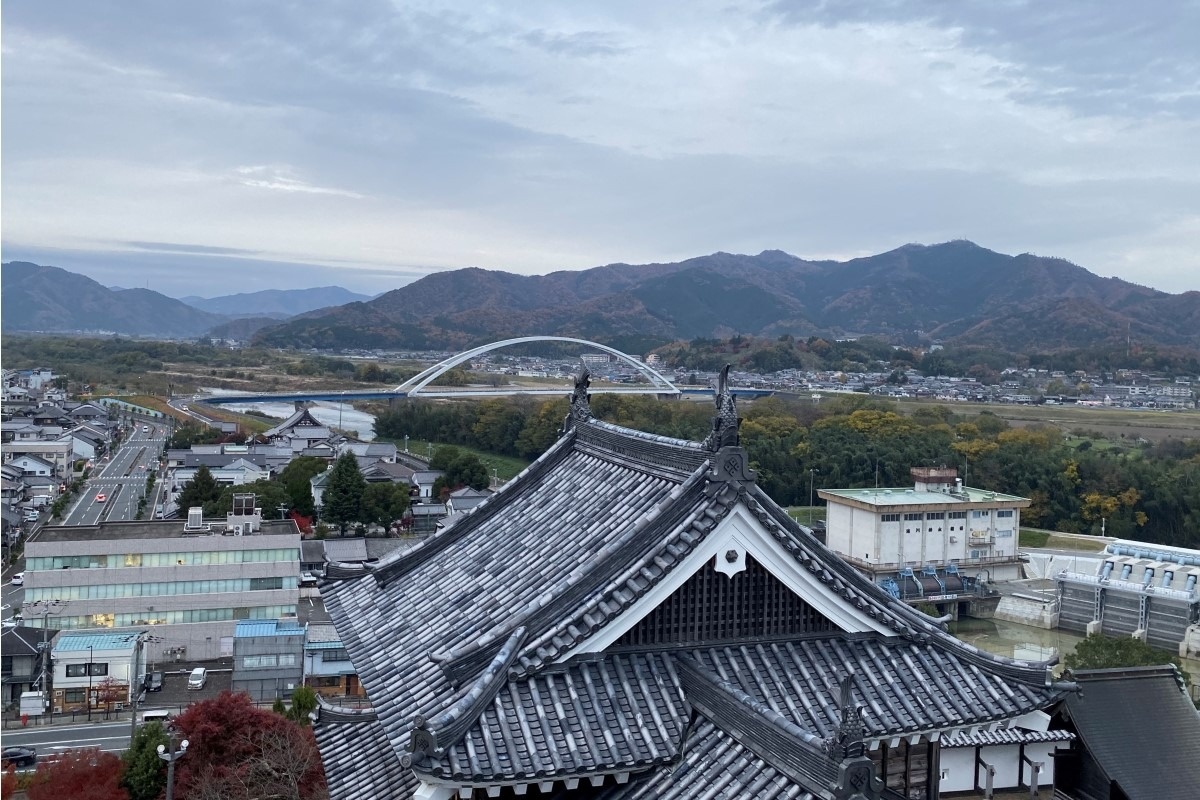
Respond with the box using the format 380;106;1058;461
23;517;300;662
820;467;1030;604
231;619;305;702
303;623;364;700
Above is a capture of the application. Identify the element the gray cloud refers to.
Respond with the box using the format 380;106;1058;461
2;0;1198;297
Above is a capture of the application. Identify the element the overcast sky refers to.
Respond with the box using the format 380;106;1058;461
3;1;1198;298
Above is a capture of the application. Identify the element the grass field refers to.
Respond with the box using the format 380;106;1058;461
382;437;530;482
786;506;825;525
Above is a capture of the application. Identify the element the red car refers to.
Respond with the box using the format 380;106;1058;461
95;493;107;503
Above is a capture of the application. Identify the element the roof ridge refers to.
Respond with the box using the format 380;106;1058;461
406;627;527;766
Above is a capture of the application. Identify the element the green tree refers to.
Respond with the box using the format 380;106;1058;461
361;481;410;528
1064;634;1191;683
278;456;326;517
323;453;366;535
287;685;318;726
177;464;221;512
433;452;490;497
122;720;169;800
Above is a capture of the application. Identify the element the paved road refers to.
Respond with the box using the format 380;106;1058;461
60;422;169;526
2;720;132;757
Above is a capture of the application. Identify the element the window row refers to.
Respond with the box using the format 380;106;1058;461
27;548;300;571
65;662;108;677
26;576;295;602
243;654;297;669
45;604;297;630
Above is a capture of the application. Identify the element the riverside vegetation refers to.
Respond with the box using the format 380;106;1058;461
373;394;1200;548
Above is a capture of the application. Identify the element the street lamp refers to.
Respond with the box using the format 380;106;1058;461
157;728;190;800
808;468;819;524
404;434;409;454
87;644;94;722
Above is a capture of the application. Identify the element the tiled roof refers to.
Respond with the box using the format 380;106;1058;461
318;412;1070;798
685;635;1063;741
410;650;689;784
1061;665;1200;800
314;710;414;800
940;727;1074;747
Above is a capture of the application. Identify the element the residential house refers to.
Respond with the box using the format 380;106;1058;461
1;626;50;708
409;471;444;501
304;623;364;699
445;487;490;516
50;631;145;714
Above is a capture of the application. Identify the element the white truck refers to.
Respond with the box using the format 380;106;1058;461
20;691;47;717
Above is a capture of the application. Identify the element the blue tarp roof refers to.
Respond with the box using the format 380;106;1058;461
234;619;304;638
54;631;143;652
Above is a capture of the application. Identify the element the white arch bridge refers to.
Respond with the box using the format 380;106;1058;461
199;336;778;406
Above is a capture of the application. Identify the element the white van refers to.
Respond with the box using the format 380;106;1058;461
187;667;207;690
141;709;172;724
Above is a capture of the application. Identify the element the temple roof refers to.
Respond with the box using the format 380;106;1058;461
318;397;1071;799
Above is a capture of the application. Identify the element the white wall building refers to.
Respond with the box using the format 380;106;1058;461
50;630;145;714
820;467;1029;576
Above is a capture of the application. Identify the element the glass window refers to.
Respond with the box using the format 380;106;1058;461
90;662;108;676
278;654;296;667
903;513;922;521
997;510;1014;518
880;514;900;522
948;511;967;519
926;512;944;520
66;664;88;677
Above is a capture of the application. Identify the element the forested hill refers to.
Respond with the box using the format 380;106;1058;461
252;241;1200;353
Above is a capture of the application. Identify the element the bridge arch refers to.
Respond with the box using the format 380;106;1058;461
393;336;679;396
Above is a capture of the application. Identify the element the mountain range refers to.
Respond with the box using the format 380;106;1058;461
252;241;1200;353
0;262;369;339
4;242;1198;354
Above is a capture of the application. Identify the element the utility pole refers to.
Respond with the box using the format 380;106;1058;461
87;645;94;722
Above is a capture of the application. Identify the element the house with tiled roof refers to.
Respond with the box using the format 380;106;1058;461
314;368;1076;800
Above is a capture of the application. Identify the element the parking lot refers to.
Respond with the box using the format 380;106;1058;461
138;664;233;715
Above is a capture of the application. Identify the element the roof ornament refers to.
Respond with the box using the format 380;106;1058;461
562;364;592;433
826;674;885;800
703;365;740;452
705;365;756;486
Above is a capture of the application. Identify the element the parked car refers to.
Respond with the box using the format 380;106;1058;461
144;671;164;692
2;746;37;768
10;572;23;587
187;667;207;689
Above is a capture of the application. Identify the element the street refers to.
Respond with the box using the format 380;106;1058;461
2;720;132;757
59;422;169;526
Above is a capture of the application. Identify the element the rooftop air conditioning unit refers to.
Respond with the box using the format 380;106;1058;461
186;507;203;530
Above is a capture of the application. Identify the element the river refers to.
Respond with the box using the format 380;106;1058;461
198;388;377;440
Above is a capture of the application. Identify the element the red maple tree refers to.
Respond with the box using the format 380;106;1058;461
172;690;326;800
24;748;128;800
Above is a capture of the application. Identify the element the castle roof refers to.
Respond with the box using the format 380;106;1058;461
316;373;1071;799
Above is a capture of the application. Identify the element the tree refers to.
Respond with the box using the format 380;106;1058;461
286;685;318;726
121;722;168;800
177;464;221;512
26;749;128;800
322;453;366;535
95;676;124;718
1064;634;1191;683
172;691;326;800
361;482;410;528
433;452;490;497
278;456;326;517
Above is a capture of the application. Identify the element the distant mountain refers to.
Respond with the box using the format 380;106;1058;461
2;262;227;337
252;241;1200;353
179;286;371;317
